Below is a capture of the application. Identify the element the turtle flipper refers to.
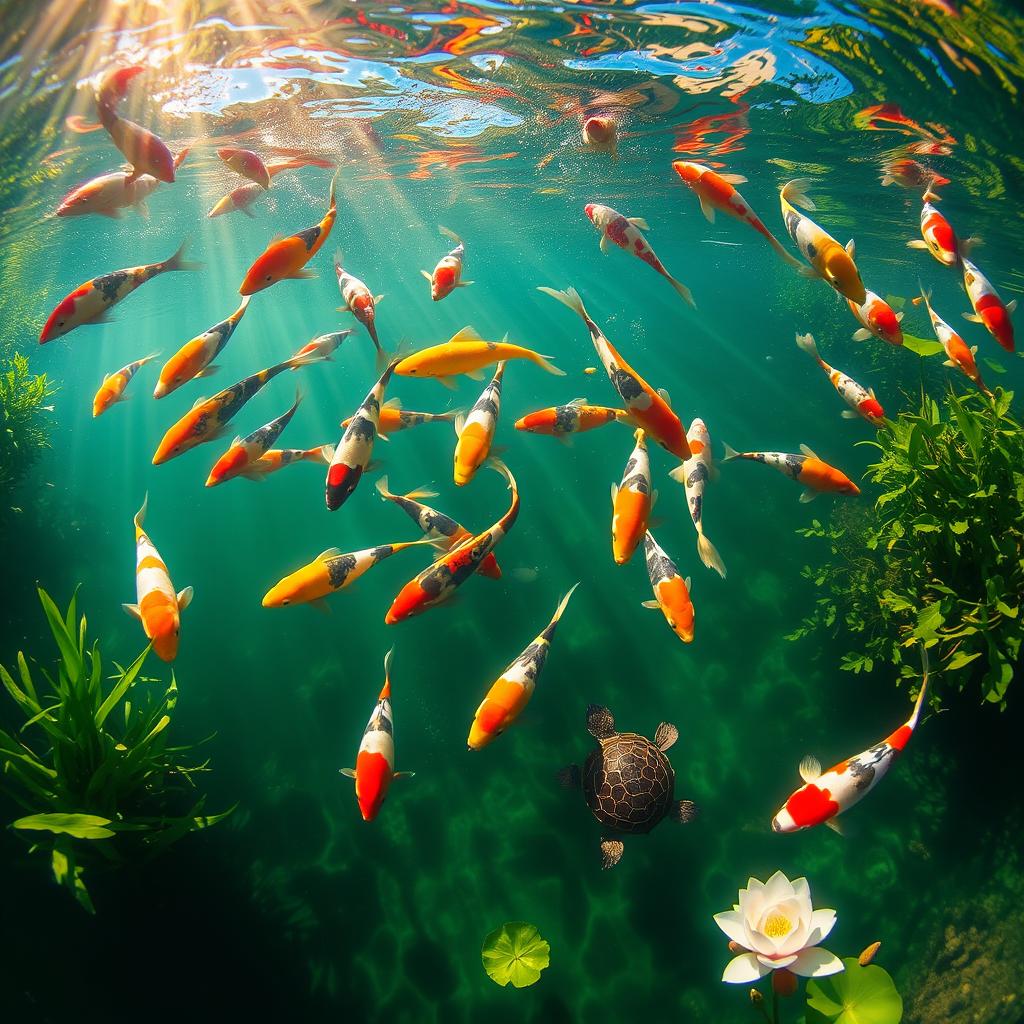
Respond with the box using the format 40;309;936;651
654;722;678;751
600;838;624;869
586;704;616;740
674;799;698;823
557;764;581;790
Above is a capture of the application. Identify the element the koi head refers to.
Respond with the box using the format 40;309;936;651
355;756;392;821
39;293;80;343
385;579;429;624
326;462;362;511
772;783;839;832
671;160;702;186
56;180;108;217
240;243;292;295
584;203;612;229
431;263;456;301
823;249;866;305
983;305;1015;353
206;445;247;487
582;116;616;145
154;348;196;398
513;410;555;434
152;414;198;465
147;601;181;662
92;385;116;418
859;397;885;425
866;295;904;346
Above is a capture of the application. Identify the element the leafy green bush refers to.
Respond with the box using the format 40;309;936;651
0;351;54;509
0;588;233;912
787;389;1023;708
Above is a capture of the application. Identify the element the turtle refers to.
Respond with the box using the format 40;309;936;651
559;704;697;869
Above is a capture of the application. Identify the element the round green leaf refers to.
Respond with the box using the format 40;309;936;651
481;921;550;988
806;958;902;1024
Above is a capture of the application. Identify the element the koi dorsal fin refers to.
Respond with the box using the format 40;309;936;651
449;326;483;345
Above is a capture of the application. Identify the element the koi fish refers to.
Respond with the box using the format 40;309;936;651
395;326;563;386
57;149;189;219
343;398;457;437
385;460;519;624
906;187;975;267
610;429;653;566
454;362;504;486
154;296;250;398
335;253;387;369
242;445;336;479
917;287;990;395
326;359;399;511
40;240;201;344
779;179;866;304
218;147;271;189
93;352;159;418
96;65;144;109
262;539;432;609
96;99;176;185
961;257;1016;353
641;532;694;644
467;583;580;751
848;290;905;347
584;203;695;307
122;494;192;662
668;418;726;579
207;160;322;219
239;170;338;295
152;349;326;465
795;333;884;425
206;389;302;487
582;115;617;154
375;476;502;579
772;650;931;833
340;649;415;821
421;226;472;301
539;286;690;461
879;157;949;191
291;329;352;363
515;399;630;439
721;442;860;501
671;161;802;269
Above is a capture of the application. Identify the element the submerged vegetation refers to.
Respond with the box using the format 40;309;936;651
0;351;54;509
788;390;1023;708
0;588;232;912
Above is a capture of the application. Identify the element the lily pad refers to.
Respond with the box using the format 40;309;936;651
901;333;944;358
481;921;550;988
806;958;902;1024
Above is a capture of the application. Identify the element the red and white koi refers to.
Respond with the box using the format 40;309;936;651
335;253;387;369
93;352;159;418
206;390;302;487
668;418;727;579
454;362;504;486
242;445;335;479
584;203;695;306
96;97;176;185
641;531;694;644
772;651;930;833
961;256;1016;353
340;649;415;821
582;115;617;154
467;583;579;750
122;494;193;662
291;329;353;364
421;226;472;301
217;147;270;189
515;399;630;440
795;333;884;425
722;442;860;502
848;290;905;347
40;240;201;344
879;157;949;191
611;429;653;566
57;149;189;219
906;187;975;267
917;286;990;395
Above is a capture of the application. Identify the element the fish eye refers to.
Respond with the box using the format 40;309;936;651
265;274;273;282
282;598;290;605
57;320;65;327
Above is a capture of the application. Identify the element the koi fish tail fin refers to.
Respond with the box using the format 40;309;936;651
917;279;932;307
550;581;581;626
285;348;330;370
373;344;392;374
311;444;335;464
771;237;805;270
439;225;462;247
375;475;395;500
379;647;394;700
907;645;931;732
328;167;340;210
537;284;589;324
960;236;983;257
922;179;943;203
721;441;741;463
668;275;697;309
134;492;149;535
404;484;440;500
487;456;516;493
164;239;204;274
173;147;191;171
795;331;820;361
696;526;727;580
530;351;566;377
333;248;345;274
781;178;816;211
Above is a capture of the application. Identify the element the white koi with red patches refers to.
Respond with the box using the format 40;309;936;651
906;190;971;268
668;418;727;579
421;226;472;302
848;290;905;347
961;257;1016;353
795;333;885;425
335;253;387;367
918;287;990;395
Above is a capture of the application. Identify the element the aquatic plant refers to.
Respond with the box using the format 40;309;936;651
481;921;550;988
805;959;903;1024
787;389;1023;708
0;351;54;511
0;587;232;912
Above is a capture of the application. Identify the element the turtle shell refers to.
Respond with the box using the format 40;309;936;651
582;731;674;834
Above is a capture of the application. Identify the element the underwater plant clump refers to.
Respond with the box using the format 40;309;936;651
788;390;1024;708
0;351;55;509
0;588;233;912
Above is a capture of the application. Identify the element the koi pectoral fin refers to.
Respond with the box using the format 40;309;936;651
122;602;142;620
339;768;356;779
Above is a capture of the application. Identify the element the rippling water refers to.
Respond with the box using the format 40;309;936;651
1;1;1022;1022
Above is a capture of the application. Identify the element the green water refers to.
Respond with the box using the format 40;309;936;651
1;1;1023;1021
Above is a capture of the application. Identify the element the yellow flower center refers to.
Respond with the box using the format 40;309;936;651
763;912;792;939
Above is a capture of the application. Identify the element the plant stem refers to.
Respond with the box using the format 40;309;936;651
772;989;780;1024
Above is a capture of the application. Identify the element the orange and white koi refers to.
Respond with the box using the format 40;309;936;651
96;97;176;185
122;494;193;662
879;157;949;191
610;429;653;566
780;179;866;304
795;333;884;425
668;418;727;579
917;286;990;395
582;115;617;154
386;460;518;624
239;171;338;295
641;531;694;644
335;253;387;369
961;256;1016;353
848;290;904;346
722;441;860;501
206;390;302;487
421;226;472;301
468;583;579;750
772;650;930;833
395;326;563;386
262;539;432;610
152;349;327;465
326;359;399;511
454;362;504;486
906;187;975;267
154;296;250;398
584;203;695;306
539;286;691;461
92;352;159;418
515;399;630;439
40;240;201;344
217;147;270;189
57;149;189;219
375;476;502;580
340;649;415;821
242;445;335;479
291;329;352;363
672;161;802;269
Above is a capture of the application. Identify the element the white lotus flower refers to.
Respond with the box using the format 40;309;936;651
713;870;844;984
